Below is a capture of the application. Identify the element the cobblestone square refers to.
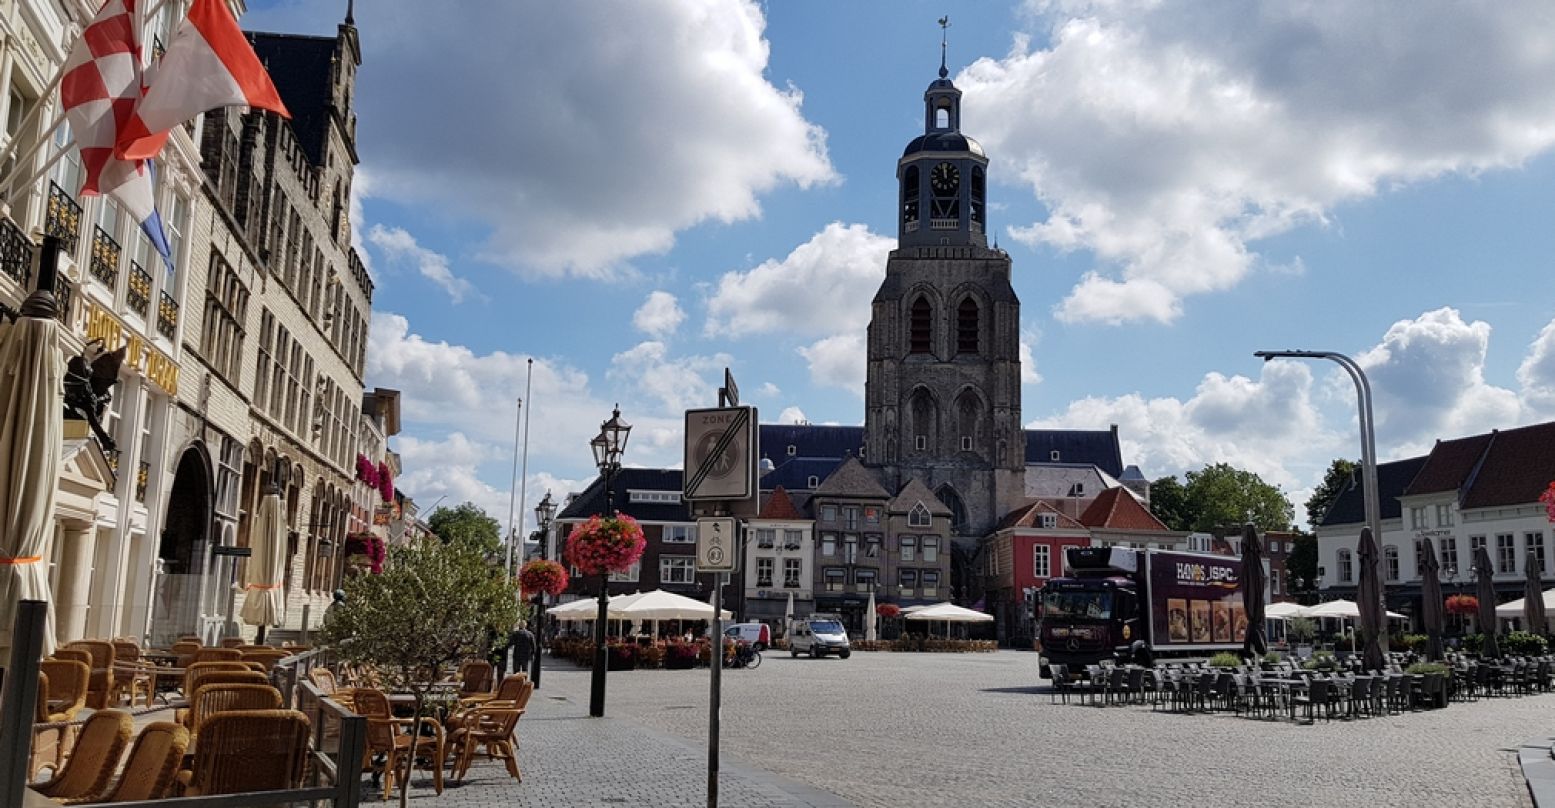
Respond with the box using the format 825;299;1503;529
445;651;1555;808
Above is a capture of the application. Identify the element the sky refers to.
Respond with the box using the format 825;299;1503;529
242;0;1555;534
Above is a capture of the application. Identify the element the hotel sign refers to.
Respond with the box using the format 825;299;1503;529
82;301;180;396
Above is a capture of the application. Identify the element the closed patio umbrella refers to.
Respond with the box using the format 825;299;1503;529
1355;528;1386;671
1240;523;1267;658
1420;538;1445;661
1524;550;1547;636
0;244;65;660
1473;545;1501;659
865;590;877;642
240;471;288;640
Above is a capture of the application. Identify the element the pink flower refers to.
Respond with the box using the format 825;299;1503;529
519;559;570;596
1541;481;1555;523
564;515;646;575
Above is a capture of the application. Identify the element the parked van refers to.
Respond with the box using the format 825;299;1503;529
787;615;851;659
723;622;771;651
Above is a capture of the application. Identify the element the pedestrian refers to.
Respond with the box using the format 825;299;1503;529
324;589;345;624
509;620;536;678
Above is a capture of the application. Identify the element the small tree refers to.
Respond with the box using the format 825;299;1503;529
1286;617;1317;645
322;537;522;808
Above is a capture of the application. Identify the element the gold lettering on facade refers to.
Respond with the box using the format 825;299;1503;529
81;301;179;397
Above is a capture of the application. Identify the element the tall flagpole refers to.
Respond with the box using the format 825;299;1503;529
516;359;534;562
505;396;522;575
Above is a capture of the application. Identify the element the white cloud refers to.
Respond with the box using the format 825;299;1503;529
394;433;509;517
958;2;1555;323
1020;327;1043;385
757;382;781;398
705;222;892;337
366;224;479;303
797;333;866;397
606;341;733;414
1518;318;1555;418
342;1;833;277
632;291;686;338
778;406;807;424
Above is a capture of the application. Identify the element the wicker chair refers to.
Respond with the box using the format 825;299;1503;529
177;710;311;796
308;668;354;708
446;678;533;782
455;660;495;701
176;668;269;725
33;709;133;800
188;684;283;735
354;688;444;800
192;647;243;664
182;661;256;695
170;641;202;668
241;649;291;669
31;672;65;779
220;637;245;648
39;659;90;721
110;642;155;708
66;641;118;709
69;721;190;804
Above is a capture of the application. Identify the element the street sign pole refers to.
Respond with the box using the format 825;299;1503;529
708;569;724;808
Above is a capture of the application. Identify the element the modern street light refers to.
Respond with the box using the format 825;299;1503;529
1254;349;1386;654
531;491;556;687
589;405;630;718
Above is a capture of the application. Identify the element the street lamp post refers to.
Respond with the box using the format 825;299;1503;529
1254;349;1386;654
530;491;556;687
589;406;631;718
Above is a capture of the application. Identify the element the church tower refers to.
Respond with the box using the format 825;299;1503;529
863;50;1024;540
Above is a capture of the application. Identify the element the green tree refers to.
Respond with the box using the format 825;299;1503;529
322;537;523;808
1182;463;1294;533
1148;475;1193;531
1286;534;1318;598
427;501;503;556
1304;458;1358;529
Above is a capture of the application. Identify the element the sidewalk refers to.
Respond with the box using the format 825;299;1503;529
417;683;853;808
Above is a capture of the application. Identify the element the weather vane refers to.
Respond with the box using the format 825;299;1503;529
938;15;951;78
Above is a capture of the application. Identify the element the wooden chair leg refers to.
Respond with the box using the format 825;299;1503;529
501;740;521;782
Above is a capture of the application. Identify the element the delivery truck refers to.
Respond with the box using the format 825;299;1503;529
1038;546;1245;676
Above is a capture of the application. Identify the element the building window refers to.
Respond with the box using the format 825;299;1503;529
1271;569;1281;595
1033;544;1050;578
1498;534;1516;574
901;536;917;562
821;533;836;557
908;502;931;528
1337;549;1352;583
783;529;802;550
661;556;696;585
855;567;876;592
1039;513;1057;530
909;297;932;354
1529;532;1547;574
865;507;881;525
807;476;818;488
1470;535;1486;556
842;506;860;530
821;504;837;523
1049;450;1061;462
824;567;846;592
956;298;979;355
923;536;940;563
608;560;641;583
843;535;858;564
960;435;973;451
1409;507;1426;530
915;435;927;451
756;557;773;588
783;558;801;588
922;570;940;597
755;528;775;549
1440;537;1458;576
899;569;918;592
1435;504;1454;527
1383;546;1400;581
630;490;681;504
786;444;796;456
864;534;880;558
664;525;696;543
1414;539;1426;577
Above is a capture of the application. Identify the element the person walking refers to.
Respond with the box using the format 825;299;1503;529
509;621;536;679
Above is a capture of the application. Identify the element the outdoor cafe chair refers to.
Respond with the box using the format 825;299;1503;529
188;683;284;740
110;643;155;708
1049;664;1071;705
354;688;444;800
176;710;311;797
220;637;245;648
31;672;67;779
170;641;202;668
446;678;533;783
192;647;243;664
61;642;115;709
1293;679;1334;723
455;659;496;701
33;709;133;801
38;659;89;722
1123;667;1147;705
78;721;190;804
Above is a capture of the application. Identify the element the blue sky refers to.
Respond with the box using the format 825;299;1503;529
244;1;1555;532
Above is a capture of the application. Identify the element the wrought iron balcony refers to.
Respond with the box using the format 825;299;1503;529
0;217;30;287
136;460;149;503
46;181;83;254
126;262;151;318
89;226;121;289
157;290;178;339
54;275;73;325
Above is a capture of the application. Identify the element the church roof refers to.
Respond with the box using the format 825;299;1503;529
1025;428;1124;478
760;456;842;492
1078;487;1168;531
995;499;1087;531
902;131;984;158
757;486;805;520
759;425;864;464
813;456;890;499
888;477;952;515
754;423;1124;477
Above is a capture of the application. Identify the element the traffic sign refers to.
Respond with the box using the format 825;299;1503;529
683;406;756;501
696;516;738;572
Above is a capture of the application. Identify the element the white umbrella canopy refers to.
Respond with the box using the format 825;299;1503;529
865;591;877;642
610;589;731;621
1496;589;1555;618
0;298;64;659
1266;602;1315;619
239;490;287;629
549;597;608;621
1308;599;1406;620
901;601;951;615
906;603;994;623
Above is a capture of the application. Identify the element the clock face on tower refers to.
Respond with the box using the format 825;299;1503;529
931;162;960;195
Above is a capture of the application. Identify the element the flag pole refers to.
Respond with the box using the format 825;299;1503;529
0;140;72;207
516;358;534;561
504;396;523;575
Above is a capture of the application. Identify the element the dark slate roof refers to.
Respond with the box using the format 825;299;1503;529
248;33;336;167
760;457;842;492
1318;455;1429;528
814;457;890;499
888;477;952;515
902;131;985;158
1024;428;1123;478
556;467;690;522
1403;433;1495;497
759;425;863;465
1460;421;1555;510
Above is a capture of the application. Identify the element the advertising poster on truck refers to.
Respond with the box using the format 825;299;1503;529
1148;552;1243;651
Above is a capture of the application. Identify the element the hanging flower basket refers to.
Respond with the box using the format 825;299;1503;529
1541;481;1555;523
343;532;386;574
876;603;901;619
518;559;570;597
356;454;379;486
1445;594;1479;616
564;515;646;576
377;460;394;503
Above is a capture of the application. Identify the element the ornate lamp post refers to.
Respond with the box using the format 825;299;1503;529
589;406;630;718
530;491;557;686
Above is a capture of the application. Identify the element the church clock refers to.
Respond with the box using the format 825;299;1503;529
930;162;959;194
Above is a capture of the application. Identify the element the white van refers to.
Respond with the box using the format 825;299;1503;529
723;622;771;651
787;616;851;659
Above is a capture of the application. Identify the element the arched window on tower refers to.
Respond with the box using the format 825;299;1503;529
936;484;968;535
909;387;938;454
957;298;979;355
902;166;919;229
955;389;984;456
970;166;985;228
910;297;933;355
935;107;950;129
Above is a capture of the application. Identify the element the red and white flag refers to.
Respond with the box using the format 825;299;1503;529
60;0;168;259
116;0;289;161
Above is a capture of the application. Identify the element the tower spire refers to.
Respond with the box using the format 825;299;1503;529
938;16;950;78
345;0;355;25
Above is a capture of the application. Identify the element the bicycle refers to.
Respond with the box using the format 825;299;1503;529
724;641;762;669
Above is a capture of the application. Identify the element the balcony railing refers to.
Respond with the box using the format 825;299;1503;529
126;261;151;318
136;460;149;503
46;181;83;254
0;217;30;287
157;290;178;339
89;225;121;289
54;275;73;325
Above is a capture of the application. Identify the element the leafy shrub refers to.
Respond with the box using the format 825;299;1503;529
1406;662;1449;675
1208;652;1243;668
1460;633;1485;655
1399;633;1430;653
1505;630;1549;656
1262;652;1281;665
1302;650;1338;671
1286;617;1317;643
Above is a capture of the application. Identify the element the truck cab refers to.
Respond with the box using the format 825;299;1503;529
1040;576;1144;672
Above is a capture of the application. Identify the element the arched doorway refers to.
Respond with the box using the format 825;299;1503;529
155;446;213;641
